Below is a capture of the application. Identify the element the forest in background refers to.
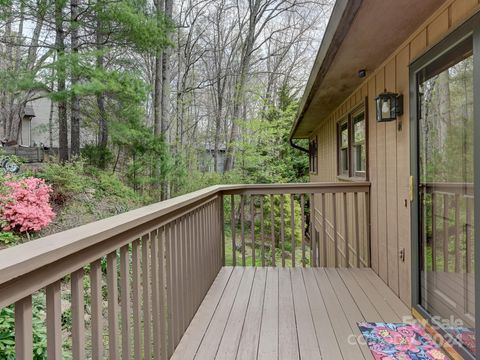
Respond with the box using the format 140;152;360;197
0;0;333;200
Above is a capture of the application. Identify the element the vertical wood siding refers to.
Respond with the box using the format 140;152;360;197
309;0;480;306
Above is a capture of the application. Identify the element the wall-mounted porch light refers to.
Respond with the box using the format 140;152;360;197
375;90;403;122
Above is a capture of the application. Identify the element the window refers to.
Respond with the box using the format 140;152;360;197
337;104;367;179
352;111;366;177
309;137;317;174
338;120;349;176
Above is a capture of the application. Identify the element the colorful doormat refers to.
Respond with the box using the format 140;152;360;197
444;326;475;355
357;322;449;360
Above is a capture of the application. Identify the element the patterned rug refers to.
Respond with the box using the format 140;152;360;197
444;326;475;355
358;322;449;360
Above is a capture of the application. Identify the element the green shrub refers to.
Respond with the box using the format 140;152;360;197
36;161;90;194
81;144;114;169
0;231;20;246
0;297;47;359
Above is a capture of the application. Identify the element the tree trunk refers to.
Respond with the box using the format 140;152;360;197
96;0;108;167
224;0;259;171
55;0;69;162
70;0;81;157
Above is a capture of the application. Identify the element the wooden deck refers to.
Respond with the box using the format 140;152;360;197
171;267;411;360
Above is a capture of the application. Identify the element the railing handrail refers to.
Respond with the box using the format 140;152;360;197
222;181;370;194
0;181;370;294
0;185;223;286
420;182;474;196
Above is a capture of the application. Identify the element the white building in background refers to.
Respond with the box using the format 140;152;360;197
20;95;58;147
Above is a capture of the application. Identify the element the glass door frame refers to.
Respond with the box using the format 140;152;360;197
410;13;480;360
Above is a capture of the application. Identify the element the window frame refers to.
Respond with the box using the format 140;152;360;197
351;109;366;178
337;118;349;177
309;136;318;174
336;99;368;180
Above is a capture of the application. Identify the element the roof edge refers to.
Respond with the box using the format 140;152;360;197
290;0;362;139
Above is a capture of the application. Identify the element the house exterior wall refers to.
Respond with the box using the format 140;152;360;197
310;0;480;306
30;96;58;147
20;118;31;146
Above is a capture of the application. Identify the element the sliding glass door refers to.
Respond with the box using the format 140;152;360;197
412;20;480;359
418;40;475;355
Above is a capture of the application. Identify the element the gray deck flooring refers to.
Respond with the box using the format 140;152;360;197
171;267;411;360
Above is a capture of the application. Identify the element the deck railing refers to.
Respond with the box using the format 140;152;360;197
420;182;474;273
223;182;371;268
0;182;370;359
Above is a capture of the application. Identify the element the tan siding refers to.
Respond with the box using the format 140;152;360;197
368;78;378;274
396;45;411;305
385;59;399;295
410;29;427;60
427;9;449;47
375;69;388;283
310;0;480;306
451;0;479;27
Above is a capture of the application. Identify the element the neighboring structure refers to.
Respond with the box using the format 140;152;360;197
29;94;58;148
291;0;479;358
198;144;226;173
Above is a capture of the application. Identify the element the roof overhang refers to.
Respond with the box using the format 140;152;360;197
290;0;445;139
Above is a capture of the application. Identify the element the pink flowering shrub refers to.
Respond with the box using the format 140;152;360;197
0;177;55;232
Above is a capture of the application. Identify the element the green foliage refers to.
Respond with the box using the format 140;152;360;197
0;231;20;246
0;297;47;359
81;144;114;168
236;85;309;184
35;161;90;194
106;0;174;53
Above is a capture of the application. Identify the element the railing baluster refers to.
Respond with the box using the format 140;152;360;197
365;190;371;267
200;206;207;298
186;214;193;323
309;193;316;267
120;245;132;360
466;197;472;274
301;194;306;267
354;192;360;267
205;204;211;286
321;193;327;267
15;295;32;360
193;210;200;311
260;196;265;267
270;194;276;267
46;281;62;359
251;195;256;266
107;251;119;359
181;217;188;332
165;224;174;357
231;195;236;267
90;259;103;360
220;195;225;267
443;194;449;272
432;193;437;272
132;240;142;360
72;268;85;360
158;227;167;359
173;220;181;347
141;234;152;360
343;192;349;268
290;194;295;268
332;193;338;268
280;194;285;267
241;195;246;266
152;230;161;359
454;194;461;273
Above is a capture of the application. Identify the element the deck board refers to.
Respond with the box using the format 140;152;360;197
257;267;279;360
172;267;411;360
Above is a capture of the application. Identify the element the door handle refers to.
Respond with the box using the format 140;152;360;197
409;176;414;202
